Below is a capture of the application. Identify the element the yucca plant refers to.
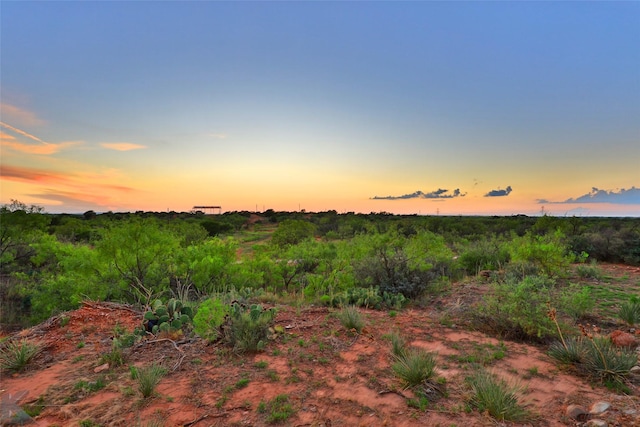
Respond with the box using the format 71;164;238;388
467;369;530;422
137;364;167;398
0;339;42;373
548;336;586;365
392;348;437;388
581;336;637;386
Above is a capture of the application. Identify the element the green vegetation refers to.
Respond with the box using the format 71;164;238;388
223;303;277;353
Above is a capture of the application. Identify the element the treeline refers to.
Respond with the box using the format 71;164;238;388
1;200;639;331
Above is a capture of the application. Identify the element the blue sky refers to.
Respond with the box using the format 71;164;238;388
1;1;639;215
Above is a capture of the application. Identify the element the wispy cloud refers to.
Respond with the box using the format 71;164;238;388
27;189;122;212
100;142;147;151
207;133;227;139
372;188;466;200
0;103;46;127
1;138;81;155
484;186;513;197
541;187;640;205
0;121;49;144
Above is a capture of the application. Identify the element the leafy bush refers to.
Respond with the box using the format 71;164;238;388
558;283;594;321
337;306;364;333
467;369;530;422
475;275;557;340
192;297;229;342
457;238;510;275
507;231;573;277
392;348;437;388
575;262;602;280
0;339;41;373
223;303;277;353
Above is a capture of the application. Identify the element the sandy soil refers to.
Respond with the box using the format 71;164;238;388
2;264;640;427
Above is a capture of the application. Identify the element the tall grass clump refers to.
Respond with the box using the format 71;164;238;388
337;305;364;333
618;296;640;327
581;335;637;387
392;348;437;388
387;330;408;358
0;339;41;373
137;364;167;398
467;369;531;422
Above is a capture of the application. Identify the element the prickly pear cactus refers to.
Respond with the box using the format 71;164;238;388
143;298;193;336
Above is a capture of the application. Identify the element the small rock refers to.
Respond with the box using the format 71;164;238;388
589;401;611;415
94;363;109;373
566;404;588;421
630;366;640;374
610;330;637;347
586;420;608;427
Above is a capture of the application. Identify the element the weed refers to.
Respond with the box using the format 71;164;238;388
407;390;430;411
235;378;250;389
77;341;85;349
59;315;70;327
337;306;364;333
0;339;41;373
259;394;295;424
467;370;530;422
576;263;602;280
254;360;269;369
137;364;167;398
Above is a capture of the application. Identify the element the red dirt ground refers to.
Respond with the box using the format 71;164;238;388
2;264;640;426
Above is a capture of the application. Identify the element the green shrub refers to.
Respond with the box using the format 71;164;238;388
137;364;167;398
457;238;510;275
337;306;364;333
192;297;229;342
475;275;557;340
467;369;530;422
0;339;41;373
558;284;594;321
507;231;573;277
575;262;602;280
392;348;437;388
223;303;277;353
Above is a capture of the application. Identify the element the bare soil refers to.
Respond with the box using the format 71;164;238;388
2;264;640;426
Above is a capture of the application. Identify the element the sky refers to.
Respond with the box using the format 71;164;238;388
1;1;639;217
